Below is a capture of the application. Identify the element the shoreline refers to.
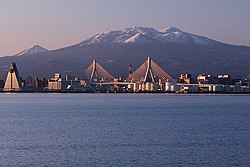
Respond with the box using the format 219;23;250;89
0;90;250;94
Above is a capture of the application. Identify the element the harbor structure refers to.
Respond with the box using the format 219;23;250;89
1;61;249;93
126;57;175;91
85;59;114;84
127;57;175;83
4;63;22;91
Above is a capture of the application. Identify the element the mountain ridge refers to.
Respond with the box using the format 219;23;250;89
79;26;225;47
0;26;249;80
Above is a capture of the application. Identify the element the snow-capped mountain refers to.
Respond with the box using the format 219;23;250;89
81;26;219;46
16;45;49;56
0;26;249;79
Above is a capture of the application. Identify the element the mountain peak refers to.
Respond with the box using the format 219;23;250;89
123;26;159;35
17;45;49;56
160;27;183;33
80;26;219;46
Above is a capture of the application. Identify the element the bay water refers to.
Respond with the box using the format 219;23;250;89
0;94;249;166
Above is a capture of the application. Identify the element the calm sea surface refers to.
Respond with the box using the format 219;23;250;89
0;93;249;167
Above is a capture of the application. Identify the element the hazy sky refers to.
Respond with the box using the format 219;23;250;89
1;0;250;56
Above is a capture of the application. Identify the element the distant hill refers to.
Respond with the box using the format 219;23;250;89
0;26;250;80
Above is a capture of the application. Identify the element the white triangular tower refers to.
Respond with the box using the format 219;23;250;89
4;63;21;91
85;59;114;84
127;57;175;83
144;57;155;83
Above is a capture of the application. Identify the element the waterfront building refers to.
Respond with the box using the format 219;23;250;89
217;74;233;85
48;73;80;91
4;63;22;91
34;77;47;91
197;74;212;84
65;75;81;90
179;73;192;84
217;74;230;79
165;82;180;92
48;73;69;91
1;60;249;93
247;75;250;86
21;76;34;91
0;80;5;90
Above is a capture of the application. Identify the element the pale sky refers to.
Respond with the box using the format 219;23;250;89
0;0;250;56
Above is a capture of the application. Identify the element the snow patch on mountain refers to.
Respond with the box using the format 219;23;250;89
124;33;155;43
80;26;221;47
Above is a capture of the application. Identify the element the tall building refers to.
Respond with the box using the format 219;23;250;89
34;77;47;91
0;80;5;90
4;63;22;91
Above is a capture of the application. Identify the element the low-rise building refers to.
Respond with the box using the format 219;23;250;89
197;74;211;84
179;73;192;84
48;73;80;91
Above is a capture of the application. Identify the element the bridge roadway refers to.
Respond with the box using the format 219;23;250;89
94;82;225;87
95;82;133;85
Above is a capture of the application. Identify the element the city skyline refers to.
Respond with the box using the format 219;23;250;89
1;0;250;56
